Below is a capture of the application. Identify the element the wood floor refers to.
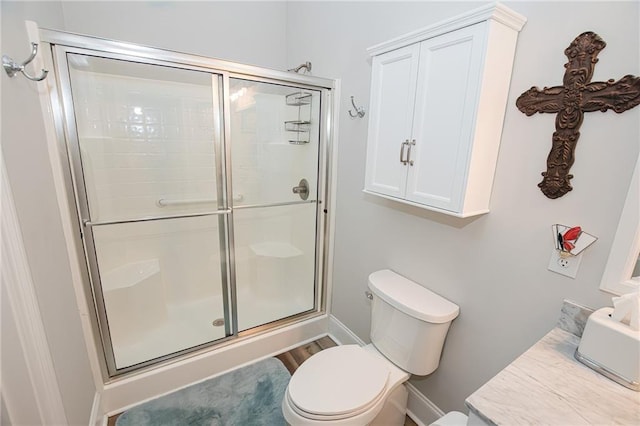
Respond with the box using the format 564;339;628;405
274;335;338;374
107;336;418;425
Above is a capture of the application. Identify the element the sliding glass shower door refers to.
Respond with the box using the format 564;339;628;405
56;44;328;376
65;54;230;370
229;79;320;331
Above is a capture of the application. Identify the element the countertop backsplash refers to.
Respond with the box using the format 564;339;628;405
556;299;594;337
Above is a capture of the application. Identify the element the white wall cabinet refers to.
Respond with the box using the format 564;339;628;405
364;4;526;217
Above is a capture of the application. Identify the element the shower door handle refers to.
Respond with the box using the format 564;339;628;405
292;178;309;200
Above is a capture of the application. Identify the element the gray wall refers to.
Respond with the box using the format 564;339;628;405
3;0;638;420
60;1;289;70
1;1;96;424
286;0;639;413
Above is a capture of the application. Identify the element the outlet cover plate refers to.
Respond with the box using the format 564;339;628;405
548;249;582;278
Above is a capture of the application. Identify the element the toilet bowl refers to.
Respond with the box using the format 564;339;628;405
282;344;409;425
282;269;460;425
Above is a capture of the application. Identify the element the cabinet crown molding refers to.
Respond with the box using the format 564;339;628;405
367;2;526;57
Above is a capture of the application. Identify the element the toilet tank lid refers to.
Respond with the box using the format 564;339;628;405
368;270;459;323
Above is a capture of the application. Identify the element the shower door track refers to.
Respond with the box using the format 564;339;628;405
41;28;335;379
40;28;334;89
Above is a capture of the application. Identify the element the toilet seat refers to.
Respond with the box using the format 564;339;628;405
286;345;390;420
286;387;387;421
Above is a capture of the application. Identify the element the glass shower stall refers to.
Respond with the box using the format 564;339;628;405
48;33;332;377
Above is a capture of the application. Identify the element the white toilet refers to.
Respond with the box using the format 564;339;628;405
282;269;460;425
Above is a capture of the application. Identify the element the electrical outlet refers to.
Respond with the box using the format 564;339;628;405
548;249;582;278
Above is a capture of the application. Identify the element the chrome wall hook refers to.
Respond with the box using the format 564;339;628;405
348;96;365;118
3;42;49;82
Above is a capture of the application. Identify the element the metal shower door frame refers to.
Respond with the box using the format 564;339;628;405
43;29;334;379
52;45;235;377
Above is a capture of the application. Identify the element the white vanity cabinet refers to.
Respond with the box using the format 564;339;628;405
364;3;526;217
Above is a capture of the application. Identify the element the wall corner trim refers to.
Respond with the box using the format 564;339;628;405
1;161;69;425
89;392;106;426
27;19;107;388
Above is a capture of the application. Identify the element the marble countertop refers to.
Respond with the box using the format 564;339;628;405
465;327;640;425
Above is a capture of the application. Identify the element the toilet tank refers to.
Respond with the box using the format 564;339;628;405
368;269;459;376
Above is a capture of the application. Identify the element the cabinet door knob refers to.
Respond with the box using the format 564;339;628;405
400;140;409;165
407;139;416;166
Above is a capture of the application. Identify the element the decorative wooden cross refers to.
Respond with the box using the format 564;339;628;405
516;31;640;199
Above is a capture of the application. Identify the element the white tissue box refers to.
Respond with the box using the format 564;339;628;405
575;307;640;391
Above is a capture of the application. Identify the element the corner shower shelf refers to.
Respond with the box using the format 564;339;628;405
285;91;312;145
285;120;311;132
249;241;303;258
286;91;312;106
102;259;160;292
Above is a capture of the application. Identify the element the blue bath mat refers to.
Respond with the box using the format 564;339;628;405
115;357;290;426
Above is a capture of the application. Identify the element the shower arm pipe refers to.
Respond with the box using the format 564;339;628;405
83;209;232;227
157;194;243;207
288;61;312;73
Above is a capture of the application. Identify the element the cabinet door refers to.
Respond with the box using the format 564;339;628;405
364;44;420;199
406;23;486;211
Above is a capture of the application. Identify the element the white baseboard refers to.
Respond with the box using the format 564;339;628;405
328;314;365;345
328;314;444;426
1;161;69;425
406;382;445;426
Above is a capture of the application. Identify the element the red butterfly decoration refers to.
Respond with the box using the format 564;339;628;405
558;226;582;252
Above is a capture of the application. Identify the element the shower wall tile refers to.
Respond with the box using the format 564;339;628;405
73;71;221;222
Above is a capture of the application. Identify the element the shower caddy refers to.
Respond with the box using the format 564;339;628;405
285;91;312;145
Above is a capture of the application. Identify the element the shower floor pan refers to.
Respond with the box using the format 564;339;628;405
110;290;311;370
